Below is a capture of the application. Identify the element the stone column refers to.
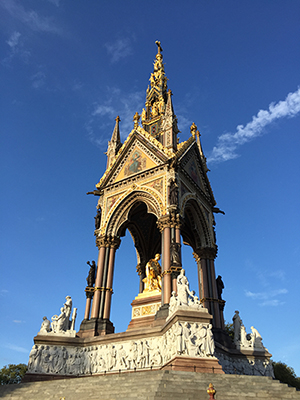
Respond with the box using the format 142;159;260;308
172;224;182;294
209;258;221;329
90;237;107;319
157;212;182;304
163;226;171;304
99;245;110;319
83;289;94;320
103;237;120;320
196;247;221;328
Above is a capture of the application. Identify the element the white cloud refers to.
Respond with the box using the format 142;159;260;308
5;343;28;353
1;0;61;34
105;38;133;63
245;288;287;306
47;0;61;6
2;31;31;66
7;31;21;48
86;87;144;148
208;87;300;163
31;71;46;89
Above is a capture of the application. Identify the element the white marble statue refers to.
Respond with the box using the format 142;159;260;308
37;296;77;337
232;311;266;351
177;269;193;306
251;326;265;349
168;270;203;318
39;316;51;333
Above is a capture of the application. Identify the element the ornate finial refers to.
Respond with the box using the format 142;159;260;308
190;122;197;137
207;383;216;399
155;40;163;54
115;115;120;123
168;89;172;96
133;112;140;128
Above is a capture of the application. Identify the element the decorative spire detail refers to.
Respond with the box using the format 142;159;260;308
143;41;168;126
106;116;122;169
133;112;140;129
190;123;208;171
141;41;178;152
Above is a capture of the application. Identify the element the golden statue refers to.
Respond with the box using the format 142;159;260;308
141;108;146;122
143;254;162;292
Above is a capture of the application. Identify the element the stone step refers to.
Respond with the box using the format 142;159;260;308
0;371;299;400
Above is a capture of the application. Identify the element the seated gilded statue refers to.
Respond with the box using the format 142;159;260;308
143;254;162;292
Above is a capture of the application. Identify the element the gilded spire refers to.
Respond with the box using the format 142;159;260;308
141;42;178;151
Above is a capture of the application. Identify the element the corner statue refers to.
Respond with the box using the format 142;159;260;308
143;254;162;292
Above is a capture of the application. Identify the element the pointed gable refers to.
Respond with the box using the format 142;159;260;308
96;127;172;189
179;142;216;206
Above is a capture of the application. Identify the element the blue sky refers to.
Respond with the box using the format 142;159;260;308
1;0;300;375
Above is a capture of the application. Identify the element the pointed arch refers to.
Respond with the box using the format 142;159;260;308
181;196;213;251
106;189;162;237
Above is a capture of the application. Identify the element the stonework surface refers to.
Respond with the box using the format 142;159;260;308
1;370;300;399
28;320;216;376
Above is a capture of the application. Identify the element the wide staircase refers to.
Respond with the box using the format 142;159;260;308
0;370;299;399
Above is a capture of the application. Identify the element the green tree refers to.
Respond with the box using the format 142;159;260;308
273;361;300;390
225;322;234;341
0;364;27;385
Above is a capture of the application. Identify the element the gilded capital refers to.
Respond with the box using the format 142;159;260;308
157;212;181;232
96;235;120;249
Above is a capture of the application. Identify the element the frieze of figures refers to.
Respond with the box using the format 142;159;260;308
215;351;274;378
28;321;215;376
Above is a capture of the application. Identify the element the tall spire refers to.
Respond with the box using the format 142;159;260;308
106;116;122;169
141;41;178;151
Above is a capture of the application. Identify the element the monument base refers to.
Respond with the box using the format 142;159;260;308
77;318;115;337
161;355;224;374
26;307;273;382
127;293;161;330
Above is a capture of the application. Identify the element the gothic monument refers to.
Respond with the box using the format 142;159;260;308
25;42;273;381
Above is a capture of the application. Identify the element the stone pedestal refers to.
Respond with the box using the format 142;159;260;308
127;292;161;330
161;355;224;374
77;317;114;337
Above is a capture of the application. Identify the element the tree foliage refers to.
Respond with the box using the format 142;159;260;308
273;361;300;389
0;364;27;385
225;322;234;341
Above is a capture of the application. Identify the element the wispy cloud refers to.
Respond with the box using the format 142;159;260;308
1;0;61;34
31;71;46;89
245;288;287;306
105;38;133;63
2;31;31;66
86;87;144;147
208;87;300;163
5;343;28;353
47;0;61;6
7;31;21;48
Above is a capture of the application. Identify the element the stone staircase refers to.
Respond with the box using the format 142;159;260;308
0;370;299;399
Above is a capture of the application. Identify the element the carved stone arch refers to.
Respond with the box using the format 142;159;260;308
181;196;212;251
106;190;162;237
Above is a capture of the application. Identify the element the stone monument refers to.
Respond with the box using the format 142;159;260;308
24;41;273;382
